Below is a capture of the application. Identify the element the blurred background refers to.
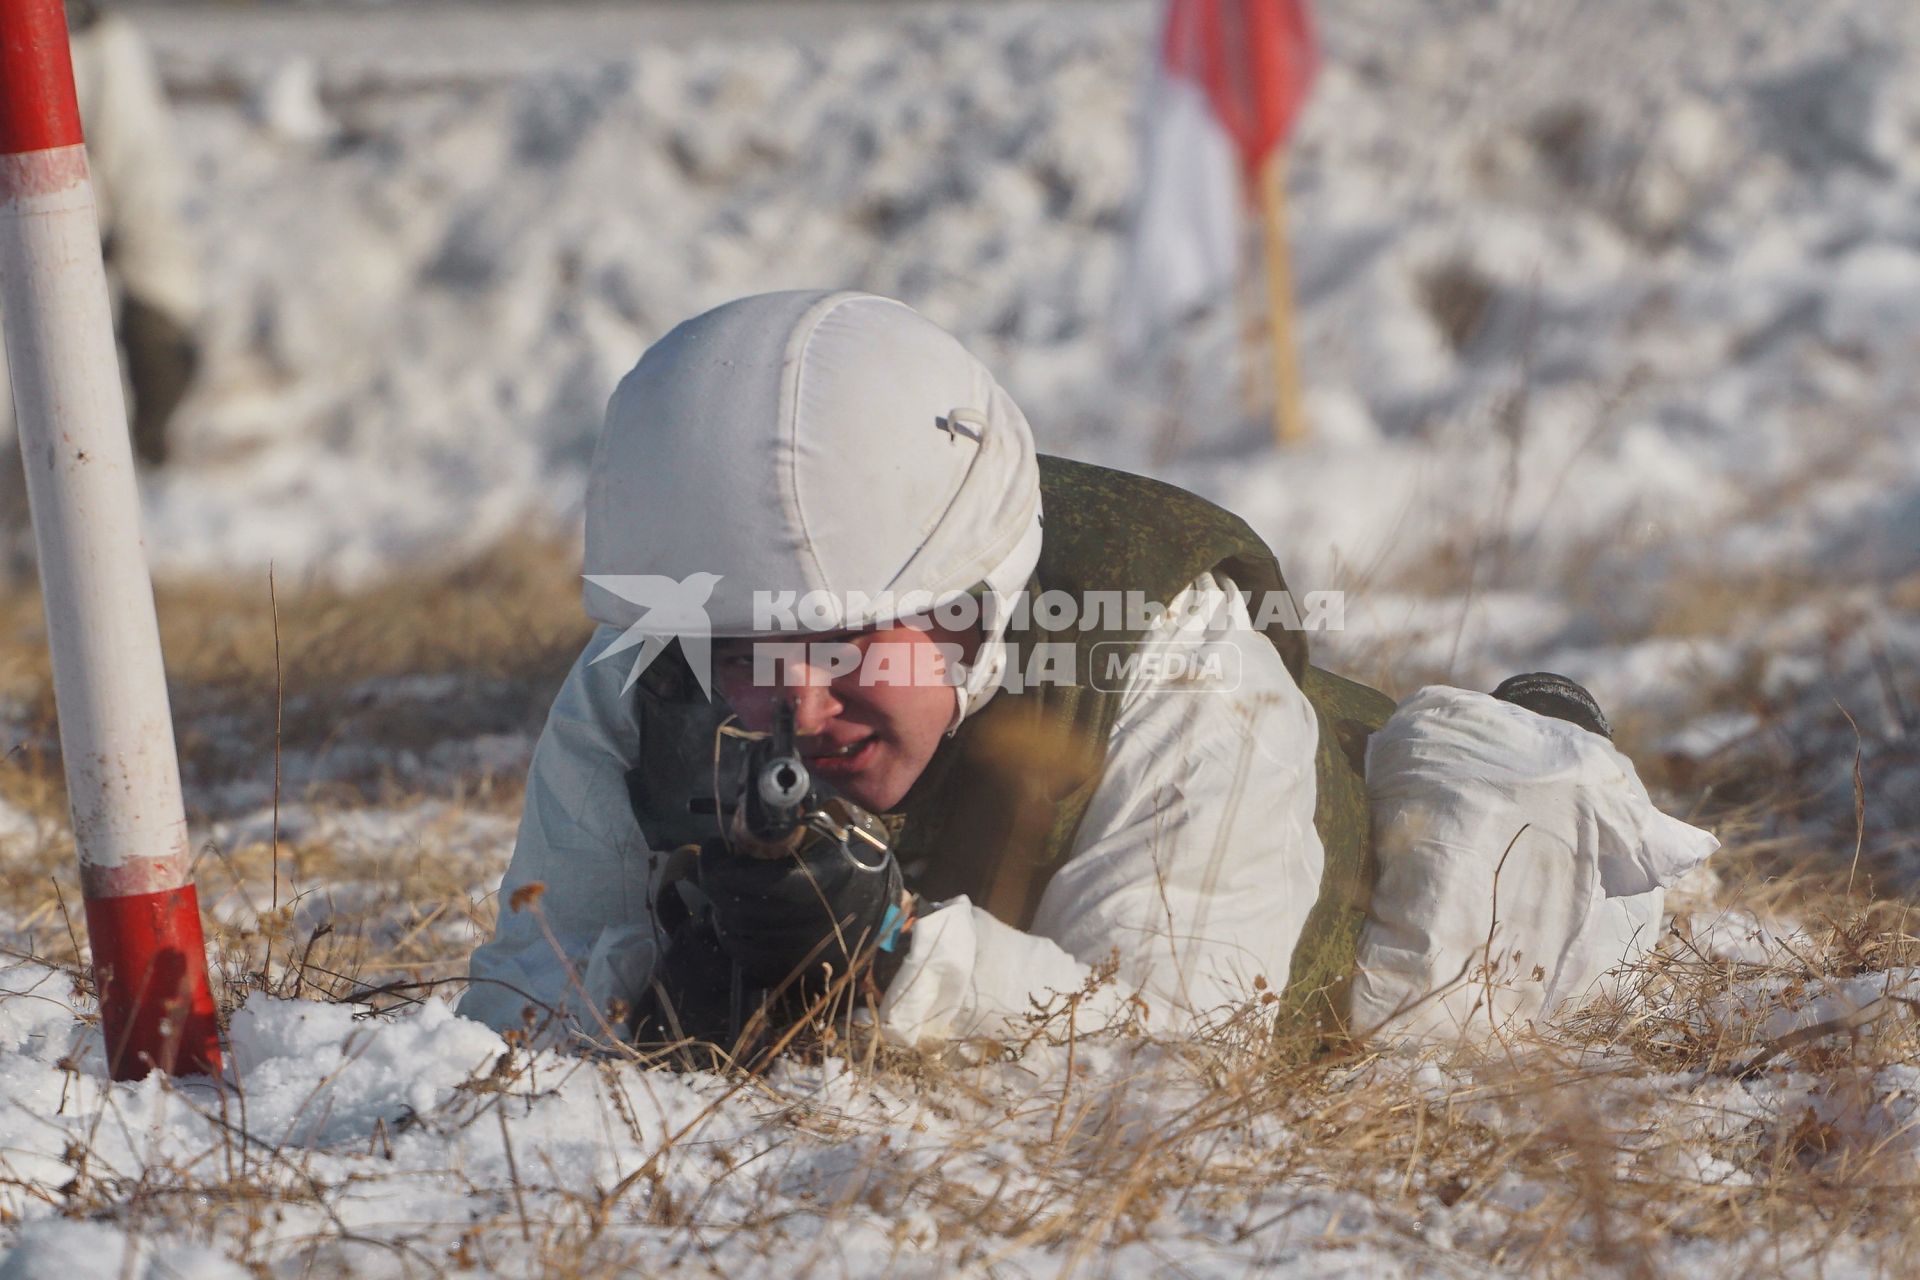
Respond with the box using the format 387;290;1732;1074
2;0;1917;921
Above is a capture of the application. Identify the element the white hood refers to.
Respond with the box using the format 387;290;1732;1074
584;290;1043;726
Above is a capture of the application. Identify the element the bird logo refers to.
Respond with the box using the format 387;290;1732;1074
583;572;724;697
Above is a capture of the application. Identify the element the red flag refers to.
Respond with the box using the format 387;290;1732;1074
1162;0;1319;193
1115;0;1319;351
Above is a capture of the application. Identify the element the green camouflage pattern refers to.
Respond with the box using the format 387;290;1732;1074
1283;665;1395;1034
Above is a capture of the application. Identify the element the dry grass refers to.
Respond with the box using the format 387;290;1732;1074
2;535;589;765
16;902;1920;1276
0;538;589;1009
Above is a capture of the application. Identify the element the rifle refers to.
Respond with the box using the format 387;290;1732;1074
672;698;898;1045
696;698;893;862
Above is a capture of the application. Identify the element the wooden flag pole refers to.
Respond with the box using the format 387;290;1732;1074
1257;154;1309;447
1235;223;1270;426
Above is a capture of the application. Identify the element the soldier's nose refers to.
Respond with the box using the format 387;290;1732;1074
788;667;845;736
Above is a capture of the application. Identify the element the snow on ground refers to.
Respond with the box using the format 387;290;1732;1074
0;913;1914;1278
129;0;1920;601
1;0;1918;1274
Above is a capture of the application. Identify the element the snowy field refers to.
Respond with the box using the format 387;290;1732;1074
1;0;1919;1274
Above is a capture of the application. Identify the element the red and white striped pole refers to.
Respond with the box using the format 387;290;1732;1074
1;0;220;1080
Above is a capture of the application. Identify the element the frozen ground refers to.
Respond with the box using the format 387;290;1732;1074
2;906;1918;1279
0;0;1918;1274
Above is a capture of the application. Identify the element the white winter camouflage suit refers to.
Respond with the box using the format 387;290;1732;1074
458;291;1718;1048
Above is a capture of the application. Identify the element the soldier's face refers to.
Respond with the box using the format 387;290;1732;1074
711;619;979;813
